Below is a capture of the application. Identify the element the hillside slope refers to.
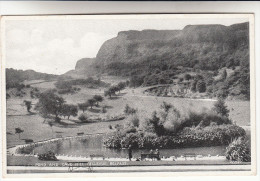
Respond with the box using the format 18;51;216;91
63;58;96;78
94;22;249;76
6;68;58;89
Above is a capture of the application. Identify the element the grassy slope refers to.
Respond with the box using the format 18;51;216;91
6;79;250;148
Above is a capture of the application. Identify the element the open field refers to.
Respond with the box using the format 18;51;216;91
6;79;250;148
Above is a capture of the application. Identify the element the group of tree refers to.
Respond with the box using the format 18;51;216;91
55;77;109;91
35;90;78;122
78;95;104;112
61;104;78;119
35;90;106;123
104;82;127;98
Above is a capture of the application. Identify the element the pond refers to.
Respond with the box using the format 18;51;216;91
33;134;227;158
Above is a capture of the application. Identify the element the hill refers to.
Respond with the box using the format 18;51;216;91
93;22;250;100
6;68;58;89
94;22;249;75
63;58;96;78
63;22;250;100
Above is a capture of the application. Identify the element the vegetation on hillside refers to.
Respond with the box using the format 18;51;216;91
54;77;109;95
6;68;57;89
93;22;250;100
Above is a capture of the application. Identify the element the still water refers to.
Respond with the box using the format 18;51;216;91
33;135;227;158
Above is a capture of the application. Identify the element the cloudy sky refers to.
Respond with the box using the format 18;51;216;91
4;15;249;75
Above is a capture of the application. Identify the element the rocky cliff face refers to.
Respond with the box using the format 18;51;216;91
93;22;249;75
63;58;96;78
68;22;249;77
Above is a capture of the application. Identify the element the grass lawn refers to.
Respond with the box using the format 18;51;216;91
6;79;250;148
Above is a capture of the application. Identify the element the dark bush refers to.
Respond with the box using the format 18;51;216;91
196;80;206;93
124;104;137;115
226;137;251;162
38;151;58;161
78;114;88;122
103;124;246;149
181;111;232;129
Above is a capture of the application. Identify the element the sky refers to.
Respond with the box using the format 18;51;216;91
4;15;249;75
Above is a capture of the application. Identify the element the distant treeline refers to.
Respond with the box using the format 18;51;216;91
6;68;58;89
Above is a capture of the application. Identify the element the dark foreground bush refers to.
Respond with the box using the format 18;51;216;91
38;151;58;161
103;124;246;149
226;137;251;162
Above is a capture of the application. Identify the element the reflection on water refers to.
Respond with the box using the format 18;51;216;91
33;135;227;158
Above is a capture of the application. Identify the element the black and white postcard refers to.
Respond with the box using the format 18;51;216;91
0;14;256;177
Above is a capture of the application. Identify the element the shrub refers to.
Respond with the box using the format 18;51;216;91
101;106;107;113
178;77;184;83
226;137;251;162
124;104;137;115
182;111;232;129
212;98;230;117
78;114;88;122
38;151;58;161
191;81;197;92
184;73;192;80
103;124;246;149
114;124;123;131
196;80;206;93
126;114;140;127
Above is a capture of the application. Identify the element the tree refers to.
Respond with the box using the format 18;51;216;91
15;127;24;139
23;100;32;112
184;74;192;81
149;111;164;136
104;90;112;98
112;85;120;94
191;81;197;92
160;101;172;113
221;69;227;80
61;104;78;119
93;95;103;106
196;80;206;93
78;102;89;113
177;77;184;83
35;90;65;122
129;75;143;88
87;99;95;109
117;82;126;93
47;121;54;138
212;98;230;117
104;87;116;98
194;74;204;82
